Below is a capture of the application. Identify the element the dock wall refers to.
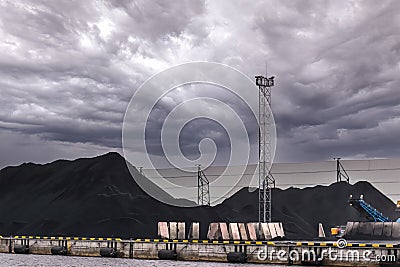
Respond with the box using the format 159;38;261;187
0;236;399;266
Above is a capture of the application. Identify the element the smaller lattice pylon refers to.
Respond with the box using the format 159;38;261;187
196;164;210;206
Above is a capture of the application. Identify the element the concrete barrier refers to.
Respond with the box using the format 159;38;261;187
356;222;372;238
276;223;285;238
158;222;169;239
392;223;400;239
189;222;199;240
246;223;257;240
345;222;354;236
219;223;230;240
352;222;359;236
318;223;326;238
269;223;278;239
169;222;178;239
345;222;400;240
207;223;233;240
372;222;383;237
383;222;393;238
177;222;185;240
228;223;240;240
238;223;248;240
207;223;221;240
262;223;272;240
244;222;285;240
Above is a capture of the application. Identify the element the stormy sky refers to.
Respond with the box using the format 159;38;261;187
0;0;400;169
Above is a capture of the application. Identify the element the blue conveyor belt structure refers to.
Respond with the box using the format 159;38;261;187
349;196;392;223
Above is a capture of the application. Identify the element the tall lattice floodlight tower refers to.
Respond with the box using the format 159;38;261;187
197;164;210;206
255;74;275;223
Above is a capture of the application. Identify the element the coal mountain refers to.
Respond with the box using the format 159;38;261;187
0;152;397;239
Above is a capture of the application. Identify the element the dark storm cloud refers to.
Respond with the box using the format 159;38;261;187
0;0;399;167
142;84;258;168
256;0;400;161
0;0;207;162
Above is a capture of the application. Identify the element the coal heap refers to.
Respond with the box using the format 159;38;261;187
0;152;397;240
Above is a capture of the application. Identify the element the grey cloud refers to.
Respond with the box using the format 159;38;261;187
109;0;206;38
260;1;400;162
0;0;399;168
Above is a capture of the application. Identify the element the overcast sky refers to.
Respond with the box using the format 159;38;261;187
0;0;400;169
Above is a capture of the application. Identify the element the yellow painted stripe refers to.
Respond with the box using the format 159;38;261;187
245;241;251;245
154;239;160;242
296;242;302;246
223;240;229;244
98;238;103;241
43;236;48;239
192;240;198;243
308;242;314;246
145;239;150;242
28;236;33;239
90;238;95;241
320;243;327;246
359;244;366;247
22;236;26;238
267;242;275;246
213;240;219;244
172;239;178;243
66;237;71;240
15;236;19;238
163;239;169;243
256;241;262;245
106;238;112;241
202;240;208;243
386;244;394;248
59;237;64;240
182;240;188;243
115;238;122;241
74;237;79;240
347;243;352;247
82;238;87;240
372;244;379;248
136;239;141;242
35;236;40;239
50;237;55;240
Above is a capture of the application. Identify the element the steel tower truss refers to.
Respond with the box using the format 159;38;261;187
197;165;210;206
255;75;275;223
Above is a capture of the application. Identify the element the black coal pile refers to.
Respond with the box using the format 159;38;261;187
0;152;397;240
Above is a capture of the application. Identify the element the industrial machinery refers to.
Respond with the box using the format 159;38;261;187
331;195;400;238
348;194;392;222
349;195;400;223
330;195;400;239
330;225;347;238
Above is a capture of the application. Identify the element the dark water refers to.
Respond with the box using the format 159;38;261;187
0;254;282;267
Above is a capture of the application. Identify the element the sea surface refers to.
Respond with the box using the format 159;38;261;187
0;254;285;267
